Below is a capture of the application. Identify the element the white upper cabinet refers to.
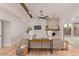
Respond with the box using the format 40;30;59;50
47;18;59;29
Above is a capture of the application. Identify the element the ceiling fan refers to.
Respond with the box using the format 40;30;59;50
36;10;49;20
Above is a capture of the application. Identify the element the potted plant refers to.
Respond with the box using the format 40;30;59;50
26;26;32;34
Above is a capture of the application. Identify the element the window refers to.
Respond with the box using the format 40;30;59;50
73;23;79;36
64;24;72;36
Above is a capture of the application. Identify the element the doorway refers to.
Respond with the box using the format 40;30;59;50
0;20;10;55
63;23;79;48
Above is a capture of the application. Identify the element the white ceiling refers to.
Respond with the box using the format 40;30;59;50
0;3;31;22
0;3;79;22
26;3;79;20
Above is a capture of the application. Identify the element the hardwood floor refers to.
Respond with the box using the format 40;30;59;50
0;40;22;56
0;44;79;56
27;45;79;56
0;39;79;56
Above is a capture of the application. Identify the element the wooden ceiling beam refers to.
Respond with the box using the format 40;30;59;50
20;3;33;18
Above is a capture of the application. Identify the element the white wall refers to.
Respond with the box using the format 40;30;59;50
0;3;30;22
28;17;62;40
0;4;29;47
1;20;28;47
10;20;28;46
2;21;11;47
28;18;46;37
